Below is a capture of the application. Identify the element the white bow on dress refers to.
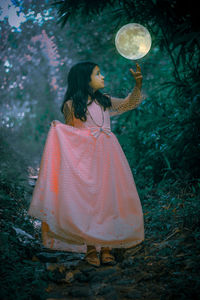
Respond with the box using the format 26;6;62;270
89;126;112;139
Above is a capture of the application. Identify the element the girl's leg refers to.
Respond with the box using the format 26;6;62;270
85;244;100;267
100;246;116;264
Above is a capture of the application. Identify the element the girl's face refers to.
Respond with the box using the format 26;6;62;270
89;65;104;92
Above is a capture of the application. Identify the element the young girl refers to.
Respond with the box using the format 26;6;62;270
28;61;144;267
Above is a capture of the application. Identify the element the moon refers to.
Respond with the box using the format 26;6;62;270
115;23;152;60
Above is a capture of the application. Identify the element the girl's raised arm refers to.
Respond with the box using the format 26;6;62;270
107;85;142;117
107;63;143;117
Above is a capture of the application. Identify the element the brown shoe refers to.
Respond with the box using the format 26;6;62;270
100;248;116;265
84;248;100;267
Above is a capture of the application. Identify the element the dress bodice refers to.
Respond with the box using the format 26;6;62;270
72;100;111;130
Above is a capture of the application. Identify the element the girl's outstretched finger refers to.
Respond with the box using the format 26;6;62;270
136;63;141;72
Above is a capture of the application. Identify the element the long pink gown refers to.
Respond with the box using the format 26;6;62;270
28;99;144;253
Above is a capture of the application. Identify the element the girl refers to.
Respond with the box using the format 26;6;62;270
28;61;144;267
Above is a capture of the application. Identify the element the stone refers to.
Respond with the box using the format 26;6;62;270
70;286;91;297
88;267;118;282
98;285;114;295
115;278;135;285
120;257;135;268
81;266;96;275
74;272;88;282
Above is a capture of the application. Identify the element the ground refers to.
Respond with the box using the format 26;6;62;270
1;179;199;299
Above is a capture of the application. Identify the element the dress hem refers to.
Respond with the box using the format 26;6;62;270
28;207;145;254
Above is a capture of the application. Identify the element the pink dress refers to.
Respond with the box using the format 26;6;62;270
28;99;144;253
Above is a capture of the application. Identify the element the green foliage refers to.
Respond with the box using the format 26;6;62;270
111;46;199;190
0;130;48;299
50;0;200;185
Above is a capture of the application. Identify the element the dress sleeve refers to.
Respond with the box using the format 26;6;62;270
63;100;74;126
107;86;143;117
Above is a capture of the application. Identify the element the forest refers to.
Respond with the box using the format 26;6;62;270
0;0;199;299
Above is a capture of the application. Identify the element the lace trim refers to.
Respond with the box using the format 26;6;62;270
28;205;144;253
107;86;145;117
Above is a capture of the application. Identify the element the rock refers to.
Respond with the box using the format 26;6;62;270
36;252;60;263
104;272;122;283
98;285;114;295
47;268;66;283
74;272;88;282
122;269;136;276
120;257;135;268
48;262;66;272
46;260;80;271
88;267;118;282
125;290;142;299
115;278;135;285
70;286;92;297
103;289;119;300
12;226;38;248
12;227;35;240
65;271;75;283
81;266;96;275
58;252;84;261
35;251;83;263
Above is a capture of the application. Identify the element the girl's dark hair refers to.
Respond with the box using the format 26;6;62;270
60;61;112;122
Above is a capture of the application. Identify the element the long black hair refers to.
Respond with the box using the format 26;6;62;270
60;61;112;122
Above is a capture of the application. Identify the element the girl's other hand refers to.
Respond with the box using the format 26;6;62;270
129;63;143;88
52;121;56;127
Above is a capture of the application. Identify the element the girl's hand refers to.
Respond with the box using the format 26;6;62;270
129;63;143;88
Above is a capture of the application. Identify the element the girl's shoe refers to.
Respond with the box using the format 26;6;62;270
100;248;116;265
84;248;100;267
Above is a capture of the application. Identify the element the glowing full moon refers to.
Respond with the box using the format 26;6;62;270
115;23;152;60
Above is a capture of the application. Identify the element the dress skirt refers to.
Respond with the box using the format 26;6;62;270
28;102;144;253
